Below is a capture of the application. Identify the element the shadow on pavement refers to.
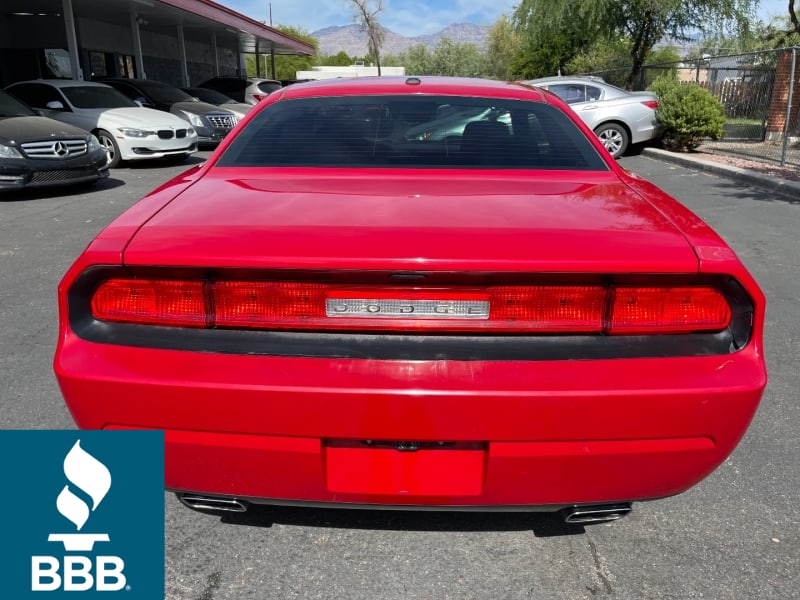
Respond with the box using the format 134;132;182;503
208;504;589;538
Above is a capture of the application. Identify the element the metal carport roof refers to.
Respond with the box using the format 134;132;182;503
0;0;314;57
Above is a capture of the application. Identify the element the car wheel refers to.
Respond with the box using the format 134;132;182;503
96;130;122;168
594;123;629;158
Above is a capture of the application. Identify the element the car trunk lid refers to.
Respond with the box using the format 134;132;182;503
122;169;698;274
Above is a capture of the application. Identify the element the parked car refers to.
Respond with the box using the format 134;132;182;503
55;77;766;523
198;76;282;105
0;89;108;192
181;87;252;121
6;80;198;168
523;76;660;158
98;78;237;145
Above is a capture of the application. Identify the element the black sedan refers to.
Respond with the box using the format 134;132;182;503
0;90;109;192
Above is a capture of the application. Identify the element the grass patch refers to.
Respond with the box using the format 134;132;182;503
725;117;762;126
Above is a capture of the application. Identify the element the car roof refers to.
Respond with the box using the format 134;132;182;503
101;78;168;86
525;76;607;85
205;76;279;83
9;79;113;88
274;76;551;103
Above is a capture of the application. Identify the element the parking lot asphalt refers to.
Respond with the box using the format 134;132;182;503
641;147;800;202
1;151;798;599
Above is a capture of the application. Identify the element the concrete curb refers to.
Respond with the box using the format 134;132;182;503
640;147;800;203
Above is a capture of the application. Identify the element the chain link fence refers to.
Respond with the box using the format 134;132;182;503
585;47;799;169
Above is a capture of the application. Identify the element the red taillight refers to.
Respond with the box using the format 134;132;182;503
214;282;327;326
641;100;659;110
89;280;732;334
490;286;606;332
609;287;731;334
91;279;207;327
252;94;267;102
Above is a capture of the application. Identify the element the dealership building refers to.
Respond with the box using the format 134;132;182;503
0;0;315;87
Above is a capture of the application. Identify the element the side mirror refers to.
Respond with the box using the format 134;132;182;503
45;100;65;110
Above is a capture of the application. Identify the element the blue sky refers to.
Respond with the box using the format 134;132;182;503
223;0;793;37
228;0;520;35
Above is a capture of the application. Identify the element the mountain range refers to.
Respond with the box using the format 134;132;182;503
311;23;491;58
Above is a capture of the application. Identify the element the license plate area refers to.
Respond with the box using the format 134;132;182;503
324;440;487;496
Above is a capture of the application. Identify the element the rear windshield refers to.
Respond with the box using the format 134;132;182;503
256;81;282;95
217;95;609;170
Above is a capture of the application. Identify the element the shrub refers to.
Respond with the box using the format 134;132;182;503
647;77;726;151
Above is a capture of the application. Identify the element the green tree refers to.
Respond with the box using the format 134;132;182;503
385;44;432;75
560;37;679;89
246;25;318;80
386;40;490;77
486;15;523;80
317;51;354;67
639;45;681;88
510;30;582;79
756;10;800;47
513;0;758;88
428;38;491;77
512;3;594;78
565;37;633;85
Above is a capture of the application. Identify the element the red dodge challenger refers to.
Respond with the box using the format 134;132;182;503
54;77;767;524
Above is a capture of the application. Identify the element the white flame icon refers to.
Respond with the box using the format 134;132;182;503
48;440;112;551
56;440;111;530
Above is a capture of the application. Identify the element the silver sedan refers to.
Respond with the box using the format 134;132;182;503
524;76;659;158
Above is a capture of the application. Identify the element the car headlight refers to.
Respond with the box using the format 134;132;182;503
179;111;206;128
88;135;102;151
0;143;23;159
117;128;156;138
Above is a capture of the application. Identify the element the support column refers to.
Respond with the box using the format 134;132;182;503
177;24;189;86
62;0;82;80
238;44;247;77
130;11;146;79
211;32;219;76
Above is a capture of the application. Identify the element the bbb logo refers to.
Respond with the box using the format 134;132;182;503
0;430;164;599
32;440;127;592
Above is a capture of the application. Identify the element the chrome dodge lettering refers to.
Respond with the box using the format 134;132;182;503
325;299;490;319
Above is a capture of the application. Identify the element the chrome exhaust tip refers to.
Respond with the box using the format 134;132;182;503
178;493;249;513
562;503;632;524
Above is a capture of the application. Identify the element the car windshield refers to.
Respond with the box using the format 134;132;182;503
136;81;194;104
184;88;234;105
0;90;36;117
61;86;138;109
218;95;609;170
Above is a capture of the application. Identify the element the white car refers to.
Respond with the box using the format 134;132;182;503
6;80;198;167
523;76;660;158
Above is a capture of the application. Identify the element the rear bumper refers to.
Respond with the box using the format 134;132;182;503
55;340;766;508
629;116;659;145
